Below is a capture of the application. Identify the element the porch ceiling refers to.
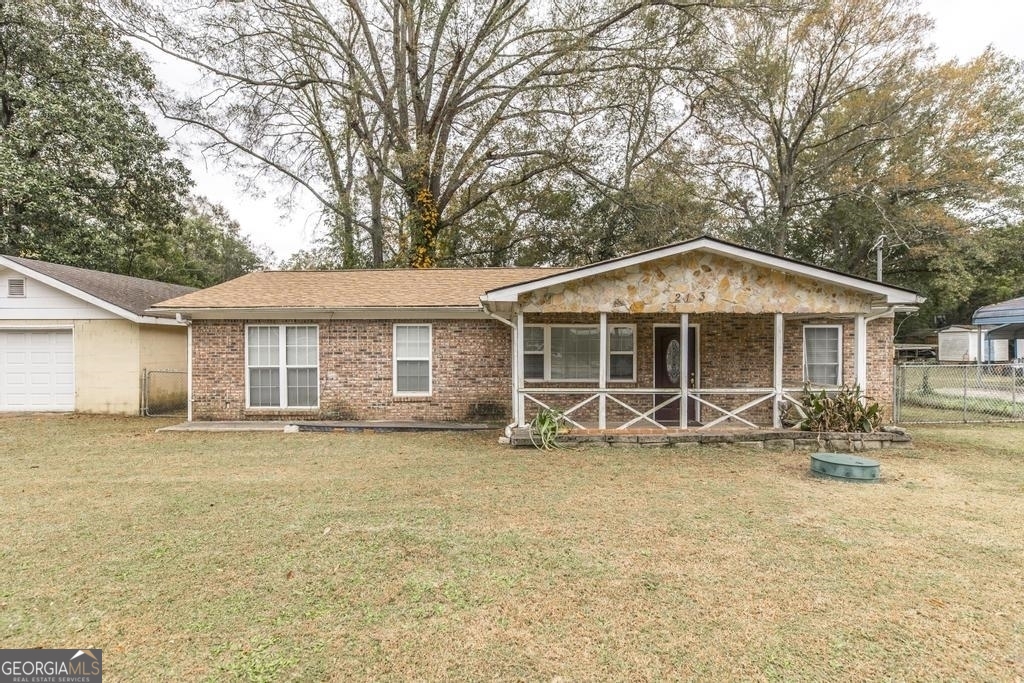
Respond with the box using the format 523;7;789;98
513;250;876;315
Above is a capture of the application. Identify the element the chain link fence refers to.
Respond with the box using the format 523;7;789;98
894;363;1024;424
142;369;187;417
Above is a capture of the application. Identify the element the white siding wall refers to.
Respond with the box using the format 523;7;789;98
937;329;978;362
0;267;119;320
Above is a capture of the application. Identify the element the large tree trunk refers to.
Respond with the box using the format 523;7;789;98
367;172;384;268
406;168;440;268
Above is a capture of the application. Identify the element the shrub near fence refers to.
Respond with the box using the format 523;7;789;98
894;363;1024;423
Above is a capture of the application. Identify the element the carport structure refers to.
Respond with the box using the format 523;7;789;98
973;295;1024;359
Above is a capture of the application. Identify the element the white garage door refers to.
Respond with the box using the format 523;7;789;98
0;330;75;411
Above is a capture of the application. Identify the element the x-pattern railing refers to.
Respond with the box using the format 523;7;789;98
521;387;806;430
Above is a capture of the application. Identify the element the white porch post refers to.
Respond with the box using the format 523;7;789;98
680;312;689;429
599;312;608;429
515;309;526;427
773;313;784;428
855;313;868;395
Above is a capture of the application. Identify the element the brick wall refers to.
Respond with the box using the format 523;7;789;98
867;317;895;421
191;318;512;422
191;313;896;425
782;315;894;420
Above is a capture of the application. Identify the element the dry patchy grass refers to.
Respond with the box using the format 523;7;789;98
1;415;1022;681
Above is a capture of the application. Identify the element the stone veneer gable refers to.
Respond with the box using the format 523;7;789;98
521;251;874;315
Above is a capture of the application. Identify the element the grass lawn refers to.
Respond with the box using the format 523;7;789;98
1;416;1022;681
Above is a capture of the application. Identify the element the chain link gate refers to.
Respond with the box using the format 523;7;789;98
142;369;187;417
894;363;1024;424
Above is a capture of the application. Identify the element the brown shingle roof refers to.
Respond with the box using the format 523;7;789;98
152;268;567;310
4;256;197;318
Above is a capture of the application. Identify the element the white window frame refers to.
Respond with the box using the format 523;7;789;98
244;324;320;409
523;323;636;383
522;325;546;382
7;278;26;297
393;323;432;397
803;324;843;386
607;324;637;382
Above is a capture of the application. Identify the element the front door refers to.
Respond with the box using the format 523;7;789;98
654;326;697;425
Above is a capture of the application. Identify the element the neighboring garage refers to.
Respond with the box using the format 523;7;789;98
0;256;195;414
0;329;75;411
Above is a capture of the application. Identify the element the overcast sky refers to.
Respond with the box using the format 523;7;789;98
160;1;1024;264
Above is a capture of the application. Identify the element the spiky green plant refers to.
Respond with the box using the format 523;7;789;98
798;385;883;433
529;408;567;450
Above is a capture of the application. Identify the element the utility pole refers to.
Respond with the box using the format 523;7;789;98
871;234;886;282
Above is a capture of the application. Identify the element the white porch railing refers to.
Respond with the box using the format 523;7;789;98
521;387;809;430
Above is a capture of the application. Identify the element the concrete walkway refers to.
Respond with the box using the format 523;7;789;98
158;420;495;433
158;421;292;432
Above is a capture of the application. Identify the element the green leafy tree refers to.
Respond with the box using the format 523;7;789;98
695;0;935;256
694;0;1024;334
144;197;273;287
0;0;190;275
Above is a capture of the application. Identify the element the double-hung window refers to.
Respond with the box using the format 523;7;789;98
247;325;319;408
804;325;842;386
523;324;635;382
608;326;635;380
523;326;546;381
394;324;432;395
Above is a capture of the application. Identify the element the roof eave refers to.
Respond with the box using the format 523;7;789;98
973;314;1024;326
148;305;490;320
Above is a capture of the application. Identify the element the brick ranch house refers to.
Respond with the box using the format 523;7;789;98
151;237;923;431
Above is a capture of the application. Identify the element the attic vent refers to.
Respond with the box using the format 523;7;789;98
7;278;25;297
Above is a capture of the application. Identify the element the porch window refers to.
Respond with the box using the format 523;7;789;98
394;324;432;395
523;326;545;380
550;327;600;379
608;325;635;380
523;324;635;382
804;325;842;386
246;325;319;408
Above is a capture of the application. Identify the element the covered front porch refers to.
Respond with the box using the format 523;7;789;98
508;311;877;432
480;237;921;434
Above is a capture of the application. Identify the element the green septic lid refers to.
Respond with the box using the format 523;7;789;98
809;452;880;481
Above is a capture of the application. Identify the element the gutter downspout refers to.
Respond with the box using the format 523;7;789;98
177;313;193;422
865;306;899;323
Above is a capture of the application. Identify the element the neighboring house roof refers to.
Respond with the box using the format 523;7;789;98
152;267;566;312
482;236;923;306
973;295;1024;326
0;255;196;323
